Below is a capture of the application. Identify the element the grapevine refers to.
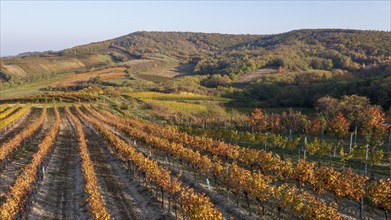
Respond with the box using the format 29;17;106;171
74;105;223;220
84;105;342;219
0;104;10;113
0;104;20;120
0;104;31;130
0;105;47;168
0;103;60;219
65;105;111;219
90;105;369;207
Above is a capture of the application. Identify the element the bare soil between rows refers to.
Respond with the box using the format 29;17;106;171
0;108;52;206
0;108;36;143
27;110;88;219
93;115;266;220
79;114;172;220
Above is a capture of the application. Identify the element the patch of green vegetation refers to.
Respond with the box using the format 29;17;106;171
0;86;44;99
95;54;113;63
0;72;77;99
134;73;172;83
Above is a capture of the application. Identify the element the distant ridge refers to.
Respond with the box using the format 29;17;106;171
1;29;390;86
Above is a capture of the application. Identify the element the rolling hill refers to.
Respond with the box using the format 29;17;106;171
1;29;390;84
1;29;390;108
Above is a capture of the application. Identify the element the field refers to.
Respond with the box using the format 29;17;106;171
0;29;390;220
0;64;390;220
0;100;390;220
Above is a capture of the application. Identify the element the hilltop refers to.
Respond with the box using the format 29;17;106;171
1;29;390;108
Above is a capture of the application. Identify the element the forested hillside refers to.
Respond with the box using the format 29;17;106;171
194;29;391;76
1;29;390;108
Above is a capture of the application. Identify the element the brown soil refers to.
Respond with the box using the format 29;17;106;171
2;106;388;220
102;122;268;220
27;111;88;219
0;108;52;206
79;117;171;220
0;108;35;144
143;149;262;220
101;118;389;220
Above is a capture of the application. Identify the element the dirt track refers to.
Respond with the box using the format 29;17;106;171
2;106;388;219
90;113;263;220
1;108;173;219
93;112;388;220
28;111;88;219
112;129;263;220
79;116;171;220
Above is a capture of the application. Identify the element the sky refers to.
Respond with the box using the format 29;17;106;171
1;1;390;56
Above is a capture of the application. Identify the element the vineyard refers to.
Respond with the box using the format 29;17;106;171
1;6;391;218
0;101;389;220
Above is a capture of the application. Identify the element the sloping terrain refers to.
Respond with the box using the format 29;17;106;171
1;29;390;110
1;29;390;87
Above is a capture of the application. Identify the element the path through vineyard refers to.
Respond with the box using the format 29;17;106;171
19;111;171;219
1;105;390;220
106;122;263;220
28;111;87;219
79;114;170;220
95;110;281;220
0;108;51;204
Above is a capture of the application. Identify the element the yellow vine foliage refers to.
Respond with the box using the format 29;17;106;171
0;103;60;219
90;105;367;209
0;105;47;163
65;105;111;220
368;178;391;213
0;104;31;130
85;105;342;219
0;104;20;120
75;105;222;220
0;104;10;113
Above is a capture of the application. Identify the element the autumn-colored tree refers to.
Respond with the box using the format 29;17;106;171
249;108;268;132
317;95;371;125
282;108;309;134
389;154;391;178
328;112;350;157
268;113;282;133
361;107;390;166
308;118;322;137
251;172;271;215
316;96;340;119
312;166;340;195
339;95;371;123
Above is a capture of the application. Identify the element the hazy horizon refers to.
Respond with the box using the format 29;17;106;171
1;1;390;56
